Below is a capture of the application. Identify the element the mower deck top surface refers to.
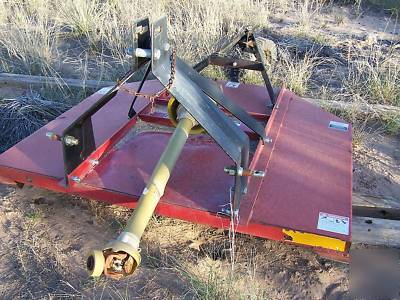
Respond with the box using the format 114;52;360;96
0;80;352;242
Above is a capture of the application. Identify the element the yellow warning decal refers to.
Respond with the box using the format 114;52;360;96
282;229;347;252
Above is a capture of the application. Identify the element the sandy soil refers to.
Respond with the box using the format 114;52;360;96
0;132;398;299
0;184;350;299
353;134;400;199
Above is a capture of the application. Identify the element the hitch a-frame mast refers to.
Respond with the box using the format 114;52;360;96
61;17;273;214
79;17;275;279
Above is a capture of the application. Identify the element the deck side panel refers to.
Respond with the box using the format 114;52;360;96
247;94;352;241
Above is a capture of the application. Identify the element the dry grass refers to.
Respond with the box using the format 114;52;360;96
0;91;70;152
295;0;325;31
0;3;60;76
180;256;271;300
340;45;400;134
0;0;284;80
345;45;400;106
273;49;322;96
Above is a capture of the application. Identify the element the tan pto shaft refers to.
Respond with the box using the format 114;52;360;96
87;107;197;279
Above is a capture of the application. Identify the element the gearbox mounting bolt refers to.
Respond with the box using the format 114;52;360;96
64;135;79;146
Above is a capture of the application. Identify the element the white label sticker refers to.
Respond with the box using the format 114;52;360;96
317;212;349;235
225;81;240;88
96;86;113;95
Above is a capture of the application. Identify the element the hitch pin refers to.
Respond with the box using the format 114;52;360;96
135;47;163;60
224;166;265;177
135;43;169;60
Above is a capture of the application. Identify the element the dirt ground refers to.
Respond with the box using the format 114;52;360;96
353;134;400;199
0;184;347;299
0;3;399;300
0;132;398;299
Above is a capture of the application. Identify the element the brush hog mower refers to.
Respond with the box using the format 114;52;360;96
0;17;352;279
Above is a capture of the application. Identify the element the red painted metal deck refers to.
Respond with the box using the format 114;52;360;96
0;80;352;256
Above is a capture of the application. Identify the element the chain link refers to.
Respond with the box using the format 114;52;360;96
120;49;177;106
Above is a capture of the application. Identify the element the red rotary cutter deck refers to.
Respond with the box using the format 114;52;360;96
0;79;352;259
0;18;352;273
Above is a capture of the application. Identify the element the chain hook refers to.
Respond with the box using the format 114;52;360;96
120;49;177;103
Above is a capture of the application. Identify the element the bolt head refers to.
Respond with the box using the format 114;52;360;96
163;43;170;51
264;137;272;144
221;207;231;215
153;49;161;60
253;170;265;177
64;135;79;146
71;176;81;183
89;159;99;166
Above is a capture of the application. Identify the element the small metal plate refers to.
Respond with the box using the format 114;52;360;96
226;81;240;88
329;121;349;132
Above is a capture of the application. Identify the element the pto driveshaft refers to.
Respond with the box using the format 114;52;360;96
87;108;197;279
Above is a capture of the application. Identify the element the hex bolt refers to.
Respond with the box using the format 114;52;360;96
64;135;79;146
163;43;170;51
224;166;265;177
264;137;272;144
71;176;81;183
223;166;237;176
237;167;244;176
153;49;161;60
221;207;231;215
89;159;99;166
252;170;265;177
